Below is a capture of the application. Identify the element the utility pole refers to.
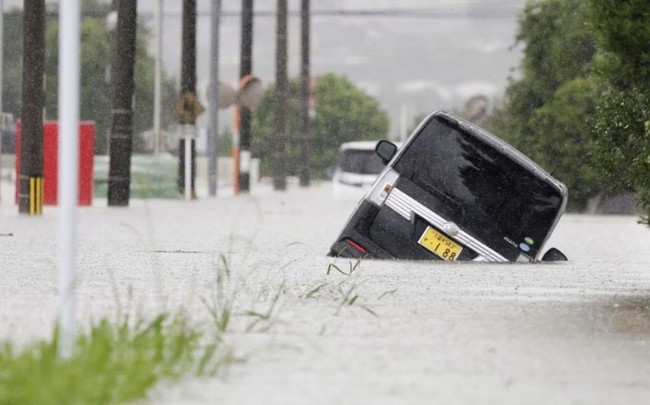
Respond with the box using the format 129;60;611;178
153;0;163;154
238;0;253;193
273;0;288;191
299;0;310;187
177;0;198;199
208;0;222;196
18;0;45;215
107;0;138;206
0;0;4;201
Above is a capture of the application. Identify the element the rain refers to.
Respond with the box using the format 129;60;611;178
1;0;650;404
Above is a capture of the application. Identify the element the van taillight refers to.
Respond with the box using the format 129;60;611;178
367;168;399;206
345;238;367;254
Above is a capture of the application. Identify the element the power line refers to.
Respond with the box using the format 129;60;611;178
149;8;519;20
28;7;518;21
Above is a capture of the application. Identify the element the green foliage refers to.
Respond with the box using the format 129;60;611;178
2;1;177;155
0;313;229;405
490;0;603;210
252;73;390;178
589;0;650;89
493;0;650;222
2;11;26;117
218;127;234;157
591;88;650;195
526;77;602;206
516;0;596;97
588;0;650;224
93;154;180;199
44;16;112;152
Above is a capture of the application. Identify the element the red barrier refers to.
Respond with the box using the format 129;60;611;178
16;121;95;206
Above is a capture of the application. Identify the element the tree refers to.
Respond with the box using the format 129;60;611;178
44;5;177;154
43;12;112;153
489;0;603;210
2;10;26;118
589;0;650;225
252;73;389;178
2;1;177;155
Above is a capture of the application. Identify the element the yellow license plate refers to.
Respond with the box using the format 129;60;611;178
418;226;463;261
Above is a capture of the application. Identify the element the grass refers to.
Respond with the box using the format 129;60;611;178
301;259;397;318
0;245;295;404
0;253;392;404
0;312;234;405
93;154;180;199
243;282;287;333
1;153;181;199
326;259;362;277
0;263;240;405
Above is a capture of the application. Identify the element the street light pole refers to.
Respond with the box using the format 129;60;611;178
57;0;80;359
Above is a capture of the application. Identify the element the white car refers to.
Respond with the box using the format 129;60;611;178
332;141;395;201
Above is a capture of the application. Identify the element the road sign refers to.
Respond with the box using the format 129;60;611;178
174;91;205;124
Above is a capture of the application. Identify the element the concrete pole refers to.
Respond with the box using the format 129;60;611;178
153;0;162;154
178;0;197;200
299;0;310;187
18;0;45;215
208;0;222;196
57;0;80;360
238;0;253;193
273;0;288;191
0;0;4;201
107;0;138;206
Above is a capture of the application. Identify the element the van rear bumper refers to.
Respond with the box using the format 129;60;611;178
327;201;395;260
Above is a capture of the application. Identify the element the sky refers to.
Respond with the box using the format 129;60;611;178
3;0;530;138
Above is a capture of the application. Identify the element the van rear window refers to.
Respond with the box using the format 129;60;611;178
337;149;385;175
394;116;563;259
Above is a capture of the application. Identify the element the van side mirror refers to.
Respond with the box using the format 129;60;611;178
375;140;397;164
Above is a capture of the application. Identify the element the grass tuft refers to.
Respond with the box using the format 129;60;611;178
244;282;286;333
327;259;362;277
321;260;395;318
0;312;231;405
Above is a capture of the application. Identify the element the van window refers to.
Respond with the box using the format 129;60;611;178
393;116;563;259
337;149;385;175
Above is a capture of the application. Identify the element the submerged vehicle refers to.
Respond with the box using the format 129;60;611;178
328;111;568;263
332;141;394;200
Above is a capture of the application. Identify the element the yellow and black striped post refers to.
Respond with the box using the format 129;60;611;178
29;176;44;215
18;175;44;215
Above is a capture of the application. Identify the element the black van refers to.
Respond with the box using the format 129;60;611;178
328;111;568;263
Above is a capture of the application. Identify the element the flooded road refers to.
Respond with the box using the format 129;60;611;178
2;182;650;404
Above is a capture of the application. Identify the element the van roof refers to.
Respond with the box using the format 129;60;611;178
339;141;379;151
340;140;403;151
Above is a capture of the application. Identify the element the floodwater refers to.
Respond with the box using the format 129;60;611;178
1;180;650;404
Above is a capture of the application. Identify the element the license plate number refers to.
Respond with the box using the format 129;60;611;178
418;226;463;261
